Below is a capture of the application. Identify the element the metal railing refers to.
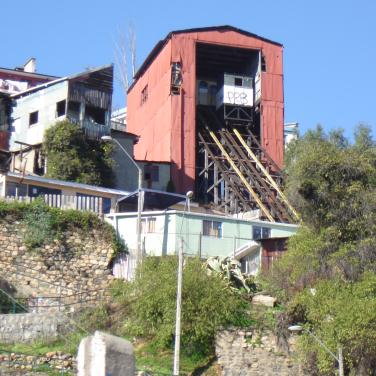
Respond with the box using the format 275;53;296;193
3;194;104;215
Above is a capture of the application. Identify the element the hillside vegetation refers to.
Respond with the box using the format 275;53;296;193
264;124;376;375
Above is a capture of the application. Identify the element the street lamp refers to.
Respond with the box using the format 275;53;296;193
288;325;344;376
173;190;193;376
101;135;143;269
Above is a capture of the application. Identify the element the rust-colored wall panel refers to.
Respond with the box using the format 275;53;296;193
128;28;285;193
127;40;173;162
0;131;9;150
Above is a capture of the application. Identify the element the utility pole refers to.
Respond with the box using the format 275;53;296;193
173;237;184;376
338;346;344;376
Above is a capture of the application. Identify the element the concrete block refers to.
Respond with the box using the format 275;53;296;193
78;331;135;376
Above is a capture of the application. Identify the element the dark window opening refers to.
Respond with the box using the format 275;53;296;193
33;149;45;176
144;164;159;182
171;62;182;95
5;181;27;197
85;105;106;125
261;56;267;72
234;77;243;86
28;185;61;197
56;100;66;117
141;85;148;105
68;101;80;114
29;111;38;126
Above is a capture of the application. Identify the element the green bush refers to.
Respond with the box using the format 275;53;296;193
112;256;252;355
43;120;115;187
289;273;376;374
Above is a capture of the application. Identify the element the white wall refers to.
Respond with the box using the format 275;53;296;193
9;81;68;151
107;211;299;259
107;212;178;257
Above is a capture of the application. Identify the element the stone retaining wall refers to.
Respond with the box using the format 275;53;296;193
0;312;69;344
0;351;76;374
0;216;115;311
216;328;302;376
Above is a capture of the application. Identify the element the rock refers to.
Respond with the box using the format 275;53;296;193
252;294;277;307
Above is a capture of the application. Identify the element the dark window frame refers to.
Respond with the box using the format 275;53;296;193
56;100;66;118
29;111;38;126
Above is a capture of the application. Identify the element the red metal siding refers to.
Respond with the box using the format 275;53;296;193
127;40;173;163
128;28;285;193
0;131;9;150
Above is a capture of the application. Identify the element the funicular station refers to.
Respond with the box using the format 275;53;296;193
127;26;298;223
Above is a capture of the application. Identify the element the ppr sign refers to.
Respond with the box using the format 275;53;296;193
216;74;254;108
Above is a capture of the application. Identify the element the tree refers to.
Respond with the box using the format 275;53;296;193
114;24;137;100
264;124;376;374
43;120;115;187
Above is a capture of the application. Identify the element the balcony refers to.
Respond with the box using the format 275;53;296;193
67;116;110;140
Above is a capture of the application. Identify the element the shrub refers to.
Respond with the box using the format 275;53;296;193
112;256;252;355
43;120;115;187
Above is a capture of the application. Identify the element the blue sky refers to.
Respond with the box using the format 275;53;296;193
2;0;375;138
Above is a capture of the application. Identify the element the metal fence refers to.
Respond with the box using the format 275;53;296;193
4;194;103;215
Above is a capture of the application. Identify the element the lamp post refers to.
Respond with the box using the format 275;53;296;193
288;325;344;376
173;190;193;376
101;135;143;269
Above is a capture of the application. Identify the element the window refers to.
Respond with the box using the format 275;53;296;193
144;164;159;182
85;105;106;125
29;111;38;126
140;218;156;233
252;226;271;240
141;85;148;105
234;77;243;86
56;100;66;117
203;220;222;238
261;55;267;72
171;62;182;95
68;101;80;114
5;182;27;197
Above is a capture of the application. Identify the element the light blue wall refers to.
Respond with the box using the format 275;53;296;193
106;210;299;259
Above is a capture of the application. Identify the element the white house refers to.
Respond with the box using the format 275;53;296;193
106;209;299;279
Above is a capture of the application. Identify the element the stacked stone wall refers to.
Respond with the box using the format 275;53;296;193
0;216;115;311
216;328;301;375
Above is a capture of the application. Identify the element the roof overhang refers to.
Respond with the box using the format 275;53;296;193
118;188;186;211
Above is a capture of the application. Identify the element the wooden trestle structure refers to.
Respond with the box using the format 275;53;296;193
197;108;299;223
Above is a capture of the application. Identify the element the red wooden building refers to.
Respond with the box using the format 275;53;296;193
127;26;284;203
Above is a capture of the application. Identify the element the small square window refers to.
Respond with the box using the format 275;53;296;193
29;111;38;126
56;100;66;117
253;226;271;240
234;77;243;86
140;218;156;233
203;220;222;238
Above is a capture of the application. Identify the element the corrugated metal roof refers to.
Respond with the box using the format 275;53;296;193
11;64;113;99
6;172;130;196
